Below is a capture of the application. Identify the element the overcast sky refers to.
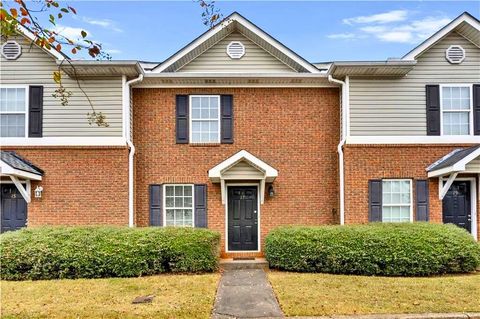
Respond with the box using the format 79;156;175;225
32;1;479;62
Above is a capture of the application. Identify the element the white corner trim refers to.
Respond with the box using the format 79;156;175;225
402;13;480;60
346;136;480;145
0;137;127;146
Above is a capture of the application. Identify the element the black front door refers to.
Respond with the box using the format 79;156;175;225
1;184;27;233
228;186;258;251
442;181;471;232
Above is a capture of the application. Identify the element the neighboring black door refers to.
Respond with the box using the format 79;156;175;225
1;184;27;233
228;186;258;251
442;181;471;232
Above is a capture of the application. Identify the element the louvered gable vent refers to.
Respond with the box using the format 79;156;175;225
445;45;465;64
1;41;22;60
226;41;245;59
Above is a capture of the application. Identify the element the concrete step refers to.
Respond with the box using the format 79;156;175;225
219;258;269;270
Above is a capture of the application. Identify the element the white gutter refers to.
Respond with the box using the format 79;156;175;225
123;74;144;227
328;75;349;225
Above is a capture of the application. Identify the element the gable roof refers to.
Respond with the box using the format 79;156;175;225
14;24;68;61
403;12;480;60
208;150;278;183
1;151;44;176
427;145;480;177
152;12;320;73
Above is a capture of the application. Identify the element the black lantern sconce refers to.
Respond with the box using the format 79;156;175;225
268;184;275;197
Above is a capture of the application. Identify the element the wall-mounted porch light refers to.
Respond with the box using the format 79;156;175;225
268;184;275;197
34;186;43;198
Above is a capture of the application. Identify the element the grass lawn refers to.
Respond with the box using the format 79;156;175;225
1;274;220;319
268;271;480;316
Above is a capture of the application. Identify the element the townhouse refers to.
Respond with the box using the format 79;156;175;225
1;12;478;256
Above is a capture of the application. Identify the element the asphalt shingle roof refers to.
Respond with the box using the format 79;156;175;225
427;145;480;172
1;151;44;176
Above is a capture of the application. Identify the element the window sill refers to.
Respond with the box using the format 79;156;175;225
189;143;221;147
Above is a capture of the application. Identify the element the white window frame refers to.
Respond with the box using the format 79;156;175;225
162;184;195;227
0;84;29;138
381;179;413;223
439;84;474;136
189;95;221;144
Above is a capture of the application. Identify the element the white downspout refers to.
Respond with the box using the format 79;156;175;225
328;75;349;225
123;73;144;227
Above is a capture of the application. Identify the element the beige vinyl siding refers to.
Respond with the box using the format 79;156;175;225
178;32;295;73
349;32;480;136
465;158;480;173
0;36;123;137
222;161;265;180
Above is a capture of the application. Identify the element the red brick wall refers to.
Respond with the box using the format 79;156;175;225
0;147;129;226
133;88;340;255
344;144;480;239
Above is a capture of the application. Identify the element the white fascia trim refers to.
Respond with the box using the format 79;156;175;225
16;24;65;61
233;14;319;73
427;147;480;177
208;150;278;182
402;13;480;60
346;136;480;145
152;18;235;73
0;137;127;146
152;13;319;74
143;73;328;78
1;162;42;181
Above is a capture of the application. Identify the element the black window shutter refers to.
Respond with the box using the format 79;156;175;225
28;86;43;137
176;95;189;143
426;85;440;136
194;184;207;228
473;84;480;135
368;180;382;222
220;95;233;144
415;180;429;221
149;184;163;226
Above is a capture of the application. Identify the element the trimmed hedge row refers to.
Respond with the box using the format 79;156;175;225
0;226;220;280
265;223;480;276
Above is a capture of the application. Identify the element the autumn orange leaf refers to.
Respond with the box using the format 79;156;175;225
10;8;18;18
55;44;62;51
20;17;31;25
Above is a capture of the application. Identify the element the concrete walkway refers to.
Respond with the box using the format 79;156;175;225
212;269;284;318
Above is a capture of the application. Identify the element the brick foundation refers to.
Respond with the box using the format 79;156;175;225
132;88;341;255
0;147;129;226
344;144;480;239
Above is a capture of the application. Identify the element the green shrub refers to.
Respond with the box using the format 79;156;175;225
0;226;220;280
265;223;480;276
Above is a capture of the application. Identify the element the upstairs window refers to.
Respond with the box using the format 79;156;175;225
441;85;472;135
382;179;412;222
190;95;220;143
0;87;27;137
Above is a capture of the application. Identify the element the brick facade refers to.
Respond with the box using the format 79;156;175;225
132;87;340;256
344;144;480;239
0;147;129;226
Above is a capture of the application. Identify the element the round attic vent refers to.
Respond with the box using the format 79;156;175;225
1;41;22;60
226;41;245;59
445;45;465;64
